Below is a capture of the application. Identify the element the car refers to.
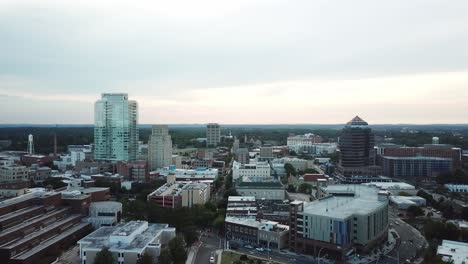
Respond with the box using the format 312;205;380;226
244;245;254;249
394;222;400;226
209;257;215;264
256;247;265;252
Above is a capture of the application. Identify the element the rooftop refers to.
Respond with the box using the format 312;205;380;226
228;196;256;202
362;182;415;190
302;185;387;220
148;181;209;197
79;221;171;251
236;176;283;189
437;240;468;264
346;116;369;126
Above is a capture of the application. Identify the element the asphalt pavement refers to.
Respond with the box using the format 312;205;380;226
376;208;427;264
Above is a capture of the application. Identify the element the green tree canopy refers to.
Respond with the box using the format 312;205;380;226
298;183;313;195
158;249;172;264
94;248;115;264
136;252;153;264
407;205;424;218
284;163;297;176
169;236;188;264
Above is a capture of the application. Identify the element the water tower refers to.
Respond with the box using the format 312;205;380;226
432;137;439;145
27;134;34;155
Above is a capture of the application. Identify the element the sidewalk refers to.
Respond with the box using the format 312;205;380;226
347;229;399;264
186;242;202;264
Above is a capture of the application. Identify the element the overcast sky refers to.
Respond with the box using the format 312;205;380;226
0;0;467;124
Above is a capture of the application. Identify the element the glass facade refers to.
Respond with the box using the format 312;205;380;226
94;94;138;161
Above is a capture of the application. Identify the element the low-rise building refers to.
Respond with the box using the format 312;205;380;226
381;156;453;178
116;160;149;182
147;176;210;208
289;185;389;261
86;201;122;229
78;221;176;264
0;165;29;182
227;196;257;219
225;217;289;249
232;161;271;180
0;189;96;263
362;182;417;196
389;196;426;209
436;240;468;264
272;158;315;173
0;181;30;198
234;148;249;164
235;176;285;200
28;164;52;184
157;167;218;181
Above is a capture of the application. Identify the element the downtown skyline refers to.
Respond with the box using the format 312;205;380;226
1;0;468;124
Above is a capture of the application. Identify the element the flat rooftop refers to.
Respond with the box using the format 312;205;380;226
228;196;256;202
79;221;170;251
236;176;283;189
147;181;209;197
362;182;415;190
302;185;387;220
437;240;468;264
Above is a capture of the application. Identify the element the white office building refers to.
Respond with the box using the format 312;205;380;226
287;134;336;155
94;93;138;161
0;165;29;182
206;123;221;147
148;125;173;170
232;161;271;180
78;221;176;264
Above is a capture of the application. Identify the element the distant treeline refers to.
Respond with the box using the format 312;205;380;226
1;125;467;154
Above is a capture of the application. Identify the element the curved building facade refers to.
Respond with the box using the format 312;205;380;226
337;116;381;177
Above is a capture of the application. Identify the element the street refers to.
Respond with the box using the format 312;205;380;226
376;208;427;264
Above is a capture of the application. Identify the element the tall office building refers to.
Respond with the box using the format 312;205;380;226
207;123;221;147
337;116;380;176
94;93;138;161
148;125;173;170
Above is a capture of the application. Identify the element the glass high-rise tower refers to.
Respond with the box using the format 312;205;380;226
94;93;138;161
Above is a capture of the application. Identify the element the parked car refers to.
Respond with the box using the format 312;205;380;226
256;247;265;252
244;245;254;249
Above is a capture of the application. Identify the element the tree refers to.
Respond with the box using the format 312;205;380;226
212;215;225;230
284;163;297;176
182;226;199;246
462;207;468;221
287;184;296;193
136;252;153;264
169;236;187;264
298;183;312;195
94;248;115;264
158;249;172;264
407;205;424;218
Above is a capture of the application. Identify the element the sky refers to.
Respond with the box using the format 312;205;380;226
0;0;467;124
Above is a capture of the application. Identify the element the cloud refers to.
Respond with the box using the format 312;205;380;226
0;0;467;123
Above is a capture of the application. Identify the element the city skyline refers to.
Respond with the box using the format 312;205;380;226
1;1;468;124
